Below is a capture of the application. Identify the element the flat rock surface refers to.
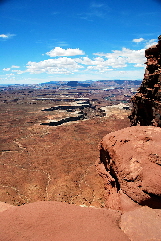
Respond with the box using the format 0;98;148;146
98;126;161;209
120;206;161;241
0;201;130;241
0;201;13;212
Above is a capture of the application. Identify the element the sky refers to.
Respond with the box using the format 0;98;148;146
0;0;161;85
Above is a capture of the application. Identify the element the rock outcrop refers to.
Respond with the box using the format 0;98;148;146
0;201;130;241
129;35;161;126
96;126;161;211
1;200;161;241
120;206;161;241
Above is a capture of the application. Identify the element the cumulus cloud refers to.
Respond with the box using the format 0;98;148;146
75;56;125;71
75;56;104;66
132;38;144;43
4;38;151;80
26;57;84;74
46;47;85;57
86;65;113;73
17;45;146;76
93;47;146;68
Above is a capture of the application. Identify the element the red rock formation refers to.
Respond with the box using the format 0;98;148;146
1;200;161;241
96;126;161;210
120;206;161;241
0;201;130;241
129;35;161;126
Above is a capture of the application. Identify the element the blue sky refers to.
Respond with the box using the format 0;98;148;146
0;0;161;84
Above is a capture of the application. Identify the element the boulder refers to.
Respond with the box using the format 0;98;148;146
120;206;161;241
97;126;161;210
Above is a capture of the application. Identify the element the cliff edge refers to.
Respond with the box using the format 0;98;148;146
129;35;161;126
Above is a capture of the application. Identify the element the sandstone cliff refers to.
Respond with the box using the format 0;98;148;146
129;35;161;126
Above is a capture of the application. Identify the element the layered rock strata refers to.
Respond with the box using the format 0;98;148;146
129;35;161;126
96;126;161;211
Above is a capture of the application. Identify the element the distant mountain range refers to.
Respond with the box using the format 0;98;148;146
0;79;142;88
40;79;142;86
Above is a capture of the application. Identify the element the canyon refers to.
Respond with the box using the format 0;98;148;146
0;82;131;207
0;36;161;240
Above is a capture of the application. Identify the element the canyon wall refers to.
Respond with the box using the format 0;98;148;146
129;35;161;126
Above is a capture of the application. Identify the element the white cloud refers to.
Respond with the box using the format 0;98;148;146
11;65;20;68
86;65;113;73
11;70;24;74
132;38;144;43
134;63;145;68
0;34;9;38
6;73;15;76
132;38;158;49
93;47;146;68
17;45;147;77
3;37;152;83
25;57;84;74
3;66;20;72
76;56;126;70
75;56;104;66
145;39;158;48
3;68;11;71
46;47;85;57
0;33;16;39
